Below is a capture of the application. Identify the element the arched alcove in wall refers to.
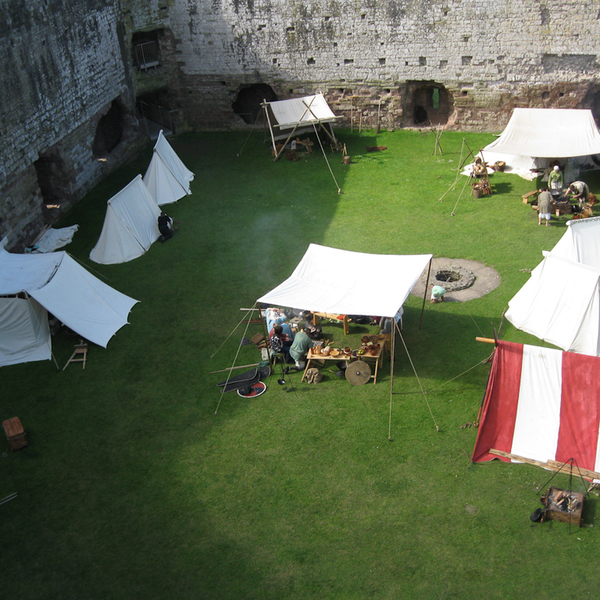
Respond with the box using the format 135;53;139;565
406;82;453;126
582;86;600;126
232;84;278;124
92;100;124;157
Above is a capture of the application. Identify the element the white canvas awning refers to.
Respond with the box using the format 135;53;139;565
258;244;432;318
143;130;194;205
267;94;338;131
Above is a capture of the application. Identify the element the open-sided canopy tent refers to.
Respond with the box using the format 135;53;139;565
263;94;340;160
257;244;432;320
480;108;600;181
472;341;600;479
505;252;600;357
143;130;194;206
90;175;161;265
0;247;139;366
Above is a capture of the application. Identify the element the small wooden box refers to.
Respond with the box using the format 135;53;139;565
542;486;584;527
3;417;28;451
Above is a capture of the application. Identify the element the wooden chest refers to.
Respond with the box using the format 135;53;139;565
3;417;28;451
542;486;584;527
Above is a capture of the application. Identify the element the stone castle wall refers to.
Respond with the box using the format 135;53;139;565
2;0;600;248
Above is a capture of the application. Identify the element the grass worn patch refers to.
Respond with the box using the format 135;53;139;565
1;129;599;599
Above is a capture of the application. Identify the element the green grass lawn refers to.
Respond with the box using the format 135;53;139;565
2;128;600;599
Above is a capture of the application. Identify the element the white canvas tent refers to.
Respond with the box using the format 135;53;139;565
262;94;340;160
90;175;161;265
143;130;194;206
505;251;600;356
480;108;600;181
550;215;600;268
0;247;139;366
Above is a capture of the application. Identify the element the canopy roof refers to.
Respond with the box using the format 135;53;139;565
266;94;338;131
257;244;432;318
143;130;194;206
483;108;600;158
505;252;600;356
0;248;138;353
90;175;161;265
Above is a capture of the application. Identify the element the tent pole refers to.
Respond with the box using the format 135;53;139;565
419;258;433;329
388;319;397;441
262;100;279;158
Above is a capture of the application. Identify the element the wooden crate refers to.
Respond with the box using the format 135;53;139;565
3;417;28;451
542;486;584;527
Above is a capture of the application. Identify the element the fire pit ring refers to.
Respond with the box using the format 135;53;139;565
434;265;476;292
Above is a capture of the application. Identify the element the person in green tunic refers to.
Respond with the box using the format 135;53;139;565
547;165;564;200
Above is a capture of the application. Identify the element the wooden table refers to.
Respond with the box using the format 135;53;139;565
302;338;386;384
312;312;350;335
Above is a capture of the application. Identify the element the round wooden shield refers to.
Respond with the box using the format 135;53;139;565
345;360;371;385
237;381;267;398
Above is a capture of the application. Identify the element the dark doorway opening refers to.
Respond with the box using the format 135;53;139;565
92;100;124;158
233;84;278;124
407;82;453;126
582;86;600;127
34;150;72;209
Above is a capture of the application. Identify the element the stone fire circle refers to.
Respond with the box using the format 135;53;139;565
410;258;501;302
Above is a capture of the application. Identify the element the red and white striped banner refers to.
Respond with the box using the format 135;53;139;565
472;341;600;474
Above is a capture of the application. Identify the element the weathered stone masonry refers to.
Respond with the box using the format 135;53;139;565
2;0;600;248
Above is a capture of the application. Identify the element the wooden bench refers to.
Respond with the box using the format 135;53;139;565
523;190;539;204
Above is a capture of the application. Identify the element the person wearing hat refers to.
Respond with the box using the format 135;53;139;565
547;165;564;200
430;284;446;304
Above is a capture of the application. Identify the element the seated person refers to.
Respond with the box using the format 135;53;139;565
265;307;295;340
269;323;293;363
289;326;320;370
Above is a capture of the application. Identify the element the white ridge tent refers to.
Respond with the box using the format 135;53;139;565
550;215;600;269
479;108;600;181
143;130;194;206
505;251;600;356
0;247;139;366
506;217;600;356
262;94;340;161
90;175;161;265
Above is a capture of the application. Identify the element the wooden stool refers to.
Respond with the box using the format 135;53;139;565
3;417;28;451
63;340;88;370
